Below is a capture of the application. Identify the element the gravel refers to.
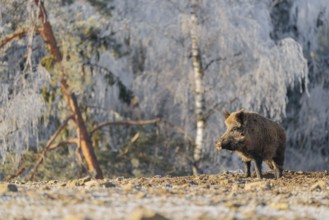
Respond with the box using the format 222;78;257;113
0;171;328;220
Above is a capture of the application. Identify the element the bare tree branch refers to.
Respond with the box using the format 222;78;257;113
204;98;238;121
161;119;194;144
48;139;78;151
5;166;26;181
0;27;41;49
27;115;73;180
203;52;242;72
90;118;161;136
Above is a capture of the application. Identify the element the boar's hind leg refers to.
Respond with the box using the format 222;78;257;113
244;161;251;177
265;161;274;170
253;156;263;179
273;156;284;178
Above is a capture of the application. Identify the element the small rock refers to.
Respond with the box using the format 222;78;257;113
85;180;102;188
123;183;134;191
271;202;289;210
48;180;58;184
40;185;50;190
104;182;116;188
228;192;237;198
189;181;198;186
297;171;304;174
116;176;125;181
129;207;168;220
310;180;327;191
66;180;80;187
231;183;239;192
244;181;271;191
243;210;257;218
0;183;18;194
135;192;147;199
195;212;213;220
80;176;92;183
225;202;242;210
64;214;87;220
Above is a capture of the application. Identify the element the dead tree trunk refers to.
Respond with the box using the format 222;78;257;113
34;0;103;179
190;0;205;175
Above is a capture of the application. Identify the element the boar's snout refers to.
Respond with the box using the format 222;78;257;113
216;135;231;150
216;134;236;151
215;139;222;150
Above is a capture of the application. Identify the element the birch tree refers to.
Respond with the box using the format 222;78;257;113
190;0;205;175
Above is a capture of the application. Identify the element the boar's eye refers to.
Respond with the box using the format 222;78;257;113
231;126;243;133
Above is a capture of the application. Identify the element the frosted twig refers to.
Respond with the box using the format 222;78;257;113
90;118;161;136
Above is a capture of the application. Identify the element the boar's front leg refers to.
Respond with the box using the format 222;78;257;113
273;155;284;178
253;156;263;179
244;161;251;177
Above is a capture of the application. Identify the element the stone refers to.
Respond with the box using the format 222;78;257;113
0;183;18;194
310;180;327;191
244;181;271;191
64;214;87;220
129;207;168;220
271;202;289;210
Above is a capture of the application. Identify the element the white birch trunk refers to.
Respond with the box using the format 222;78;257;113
191;0;205;175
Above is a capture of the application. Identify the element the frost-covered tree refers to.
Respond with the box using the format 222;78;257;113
0;0;138;179
271;0;329;170
112;0;308;172
2;0;327;178
0;0;49;162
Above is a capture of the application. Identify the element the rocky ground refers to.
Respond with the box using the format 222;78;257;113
0;171;328;220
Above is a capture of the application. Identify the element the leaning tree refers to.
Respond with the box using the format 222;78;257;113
0;0;160;179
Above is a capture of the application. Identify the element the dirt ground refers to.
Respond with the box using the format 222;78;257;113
0;170;328;220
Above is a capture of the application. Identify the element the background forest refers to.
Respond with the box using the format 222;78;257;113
0;0;328;180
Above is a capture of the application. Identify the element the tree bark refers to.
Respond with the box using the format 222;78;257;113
191;1;205;175
34;0;103;179
60;80;103;179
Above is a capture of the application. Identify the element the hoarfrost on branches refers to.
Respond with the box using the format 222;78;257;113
113;0;308;171
282;0;329;170
0;69;49;161
1;0;328;173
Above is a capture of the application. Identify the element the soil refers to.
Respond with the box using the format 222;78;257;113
0;171;328;220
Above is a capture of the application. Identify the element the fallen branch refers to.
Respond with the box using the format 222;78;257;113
90;118;161;136
5;166;26;181
28;115;73;180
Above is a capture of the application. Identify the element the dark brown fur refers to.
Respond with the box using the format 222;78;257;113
216;109;286;178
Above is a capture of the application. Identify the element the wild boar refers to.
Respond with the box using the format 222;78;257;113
215;109;286;179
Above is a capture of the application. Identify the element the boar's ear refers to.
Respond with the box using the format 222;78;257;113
223;109;230;119
236;110;244;125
